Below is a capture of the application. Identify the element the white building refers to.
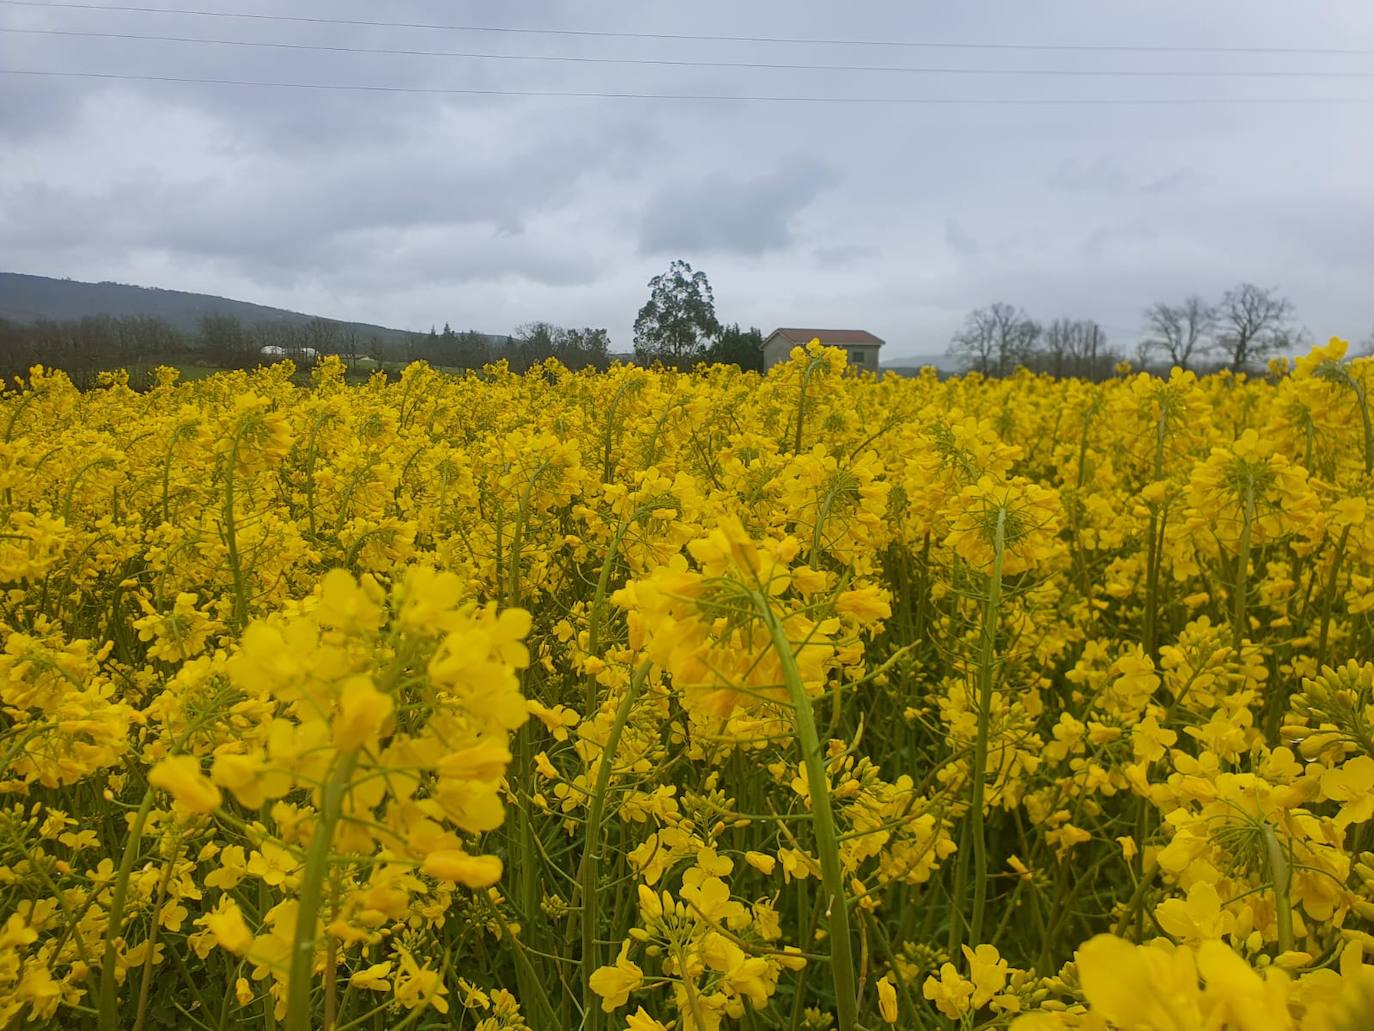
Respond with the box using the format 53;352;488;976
761;328;884;372
259;345;319;360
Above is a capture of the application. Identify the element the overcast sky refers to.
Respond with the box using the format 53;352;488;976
2;0;1373;357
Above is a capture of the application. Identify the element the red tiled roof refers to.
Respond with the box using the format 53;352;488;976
768;328;884;346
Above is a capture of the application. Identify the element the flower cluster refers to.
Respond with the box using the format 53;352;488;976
0;339;1372;1029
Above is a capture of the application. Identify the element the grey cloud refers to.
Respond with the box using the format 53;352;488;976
637;161;838;256
1142;168;1199;195
1048;156;1132;194
2;0;1373;353
943;219;979;258
813;244;879;267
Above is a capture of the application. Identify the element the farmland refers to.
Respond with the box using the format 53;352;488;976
2;340;1373;1030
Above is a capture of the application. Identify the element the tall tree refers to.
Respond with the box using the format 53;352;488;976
633;260;721;368
454;330;491;370
948;302;1040;376
1214;283;1296;372
1138;296;1215;372
561;327;612;371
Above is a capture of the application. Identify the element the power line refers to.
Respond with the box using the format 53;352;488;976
5;66;1374;104
3;0;1373;56
9;26;1374;78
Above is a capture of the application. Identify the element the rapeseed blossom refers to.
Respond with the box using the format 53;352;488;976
0;340;1370;1029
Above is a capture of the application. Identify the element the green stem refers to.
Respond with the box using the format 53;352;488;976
1351;377;1374;475
1264;823;1294;953
1143;413;1167;657
968;509;1006;948
1232;487;1254;652
585;515;636;714
754;591;858;1031
1317;527;1350;668
581;662;648;1031
284;752;359;1031
223;424;249;632
674;946;709;1030
98;788;156;1031
132;831;183;1031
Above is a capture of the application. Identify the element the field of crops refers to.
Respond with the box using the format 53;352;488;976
2;339;1373;1030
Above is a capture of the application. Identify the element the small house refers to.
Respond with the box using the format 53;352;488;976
762;328;884;372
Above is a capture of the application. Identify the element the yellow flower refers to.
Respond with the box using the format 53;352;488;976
332;676;394;752
744;851;776;876
134;591;219;662
211;751;291;810
625;1007;669;1031
943;475;1062;576
835;585;892;623
204;845;248;890
246;841;300;888
962;944;1008;1008
421;849;503;888
589;943;643;1012
349;962;393;991
1076;934;1203;1028
1155;880;1234;943
315;568;385;634
1320;756;1374;828
148;754;221;815
877;974;898;1024
533;751;559;779
202;898;253;955
1195;940;1291;1031
394;947;449;1014
922;961;974;1019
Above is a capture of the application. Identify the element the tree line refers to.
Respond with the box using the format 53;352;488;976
408;323;612;373
0;314;615;384
948;282;1325;380
0;314;195;387
0;258;767;384
5;265;1364;388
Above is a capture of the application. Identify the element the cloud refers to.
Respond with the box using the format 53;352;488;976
637;161;838;256
2;0;1372;353
813;244;879;267
943;219;979;258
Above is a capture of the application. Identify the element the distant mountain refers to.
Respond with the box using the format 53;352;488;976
0;271;423;347
881;353;961;374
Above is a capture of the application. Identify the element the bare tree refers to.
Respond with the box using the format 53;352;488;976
338;326;366;372
304;317;342;360
1039;318;1115;379
1138;296;1215;371
1041;318;1073;376
1215;283;1295;372
199;314;255;368
948;302;1041;376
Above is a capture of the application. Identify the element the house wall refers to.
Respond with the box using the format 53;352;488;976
763;335;884;371
844;344;881;371
762;335;794;370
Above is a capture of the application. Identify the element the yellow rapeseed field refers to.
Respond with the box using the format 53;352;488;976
2;339;1373;1030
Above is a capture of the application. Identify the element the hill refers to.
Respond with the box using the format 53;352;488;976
881;353;962;375
0;271;423;348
